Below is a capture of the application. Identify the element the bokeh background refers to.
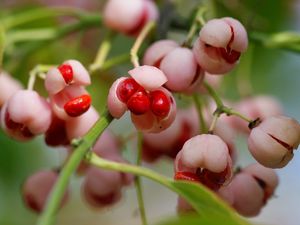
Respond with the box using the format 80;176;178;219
0;0;299;225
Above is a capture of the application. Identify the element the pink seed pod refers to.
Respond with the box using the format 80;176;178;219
175;134;232;190
143;39;179;66
82;167;123;208
107;77;129;119
228;172;264;217
193;17;248;74
45;60;90;95
50;85;91;120
0;90;51;141
131;87;176;133
128;65;167;91
243;163;279;204
65;106;99;140
248;116;300;168
0;71;23;108
159;47;204;92
22;170;69;213
103;0;158;36
229;95;283;133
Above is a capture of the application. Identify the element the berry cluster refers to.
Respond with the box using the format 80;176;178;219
108;65;176;132
0;0;300;222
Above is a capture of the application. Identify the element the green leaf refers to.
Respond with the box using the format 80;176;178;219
88;155;251;225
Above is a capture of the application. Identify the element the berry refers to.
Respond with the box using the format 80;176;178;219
22;170;69;213
0;71;23;108
174;171;201;182
64;94;91;117
193;17;248;74
247;116;300;168
58;63;73;84
116;77;140;103
127;89;150;115
150;90;170;118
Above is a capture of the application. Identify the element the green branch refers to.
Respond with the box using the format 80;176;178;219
37;110;114;225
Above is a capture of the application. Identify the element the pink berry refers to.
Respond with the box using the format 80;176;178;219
0;71;23;108
248;116;300;168
175;134;232;190
0;90;52;141
103;0;158;35
116;77;141;103
159;47;204;92
143;39;179;66
82;167;123;208
193;17;248;74
127;89;150;115
22;170;69;213
227;172;264;217
45;60;90;95
243;163;278;204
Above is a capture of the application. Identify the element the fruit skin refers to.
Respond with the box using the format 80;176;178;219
0;71;23;108
248;116;300;168
0;90;52;141
193;17;248;74
174;134;233;191
22;170;69;213
103;0;158;35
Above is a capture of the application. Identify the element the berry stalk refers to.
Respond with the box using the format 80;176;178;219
135;132;148;225
130;21;156;68
37;109;113;225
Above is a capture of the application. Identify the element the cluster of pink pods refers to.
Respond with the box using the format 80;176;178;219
1;0;300;220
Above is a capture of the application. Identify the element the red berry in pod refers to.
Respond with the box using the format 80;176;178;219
127;89;150;115
64;94;91;117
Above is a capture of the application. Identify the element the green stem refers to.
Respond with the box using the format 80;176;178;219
87;152;173;191
203;81;224;108
222;107;252;123
184;6;208;47
27;64;55;90
37;110;114;225
135;132;148;225
7;28;58;44
130;21;155;67
89;30;116;74
208;112;220;134
0;25;5;68
2;7;89;29
192;94;208;133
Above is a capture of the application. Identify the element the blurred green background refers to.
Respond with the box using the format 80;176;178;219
0;0;300;225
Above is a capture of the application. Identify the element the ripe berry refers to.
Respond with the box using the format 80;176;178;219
248;116;300;168
64;94;91;117
174;171;201;183
58;64;73;84
116;77;140;103
193;17;248;74
150;90;170;118
127;89;150;115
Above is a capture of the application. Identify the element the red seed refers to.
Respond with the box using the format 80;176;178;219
64;94;91;117
174;171;201;183
116;78;141;103
198;166;231;191
150;90;170;118
58;64;73;84
127;89;150;115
